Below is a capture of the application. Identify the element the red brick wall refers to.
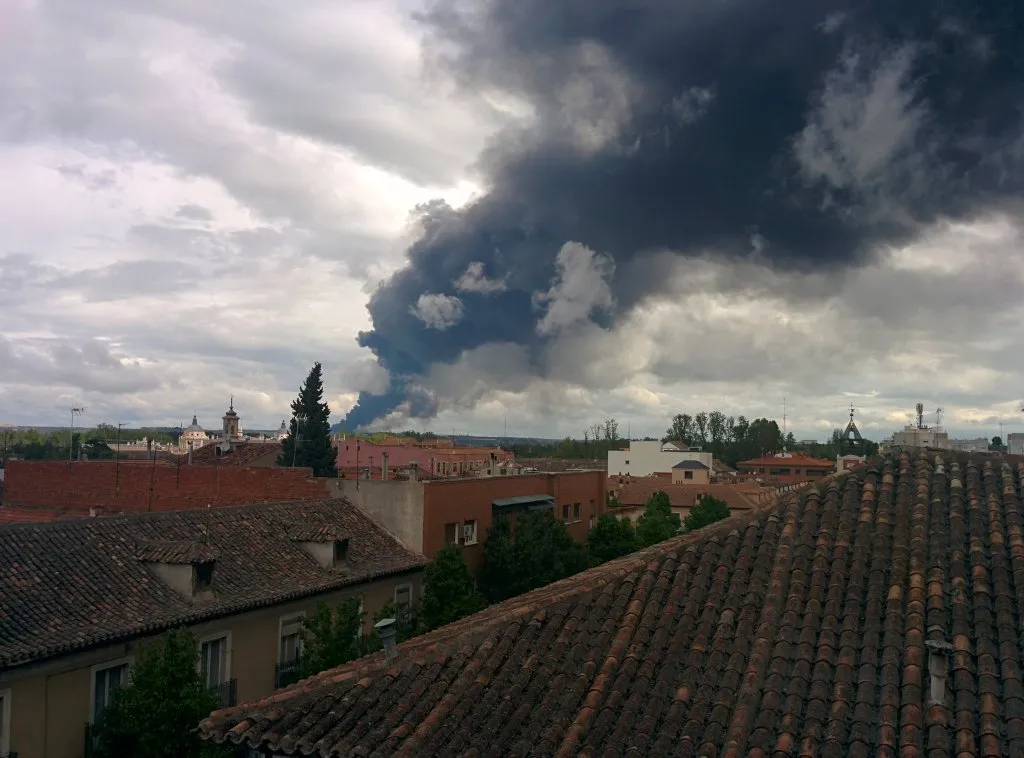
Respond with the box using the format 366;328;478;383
421;471;607;571
1;460;333;517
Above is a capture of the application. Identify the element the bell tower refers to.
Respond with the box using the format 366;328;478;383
222;396;241;440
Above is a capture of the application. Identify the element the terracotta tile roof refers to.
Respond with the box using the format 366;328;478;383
201;451;1024;756
738;453;835;468
189;442;283;466
135;540;221;564
0;499;425;670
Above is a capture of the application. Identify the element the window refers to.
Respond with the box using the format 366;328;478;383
562;504;571;522
395;583;413;608
460;519;478;545
0;688;10;756
199;634;230;687
684;470;693;480
444;522;459;545
589;514;595;529
573;502;581;522
279;613;304;665
91;659;130;723
195;561;214;592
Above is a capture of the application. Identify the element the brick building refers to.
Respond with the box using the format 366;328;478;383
0;459;333;522
0;499;425;758
336;470;606;572
736;452;835;484
335;437;514;479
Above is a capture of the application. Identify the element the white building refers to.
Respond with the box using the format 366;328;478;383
948;438;990;453
607;441;713;477
179;415;209;450
891;425;949;449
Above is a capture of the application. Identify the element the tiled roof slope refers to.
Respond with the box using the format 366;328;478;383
189;441;283;466
203;451;1024;757
0;499;425;669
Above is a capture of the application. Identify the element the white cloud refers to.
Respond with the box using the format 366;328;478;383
454;261;507;294
410;293;465;330
533;242;616;335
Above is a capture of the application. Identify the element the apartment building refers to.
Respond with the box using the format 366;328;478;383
336;470;607;572
0;499;425;758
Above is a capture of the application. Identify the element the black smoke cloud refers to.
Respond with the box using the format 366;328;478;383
343;0;1024;429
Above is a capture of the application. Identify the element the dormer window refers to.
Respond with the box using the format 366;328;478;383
136;541;220;602
287;524;351;570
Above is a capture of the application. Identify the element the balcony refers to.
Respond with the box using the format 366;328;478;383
275;657;301;689
208;678;238;709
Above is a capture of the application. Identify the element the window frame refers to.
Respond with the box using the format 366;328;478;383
197;631;233;688
0;687;10;755
572;502;581;522
89;656;132;724
394;583;414;609
278;611;306;666
461;519;479;545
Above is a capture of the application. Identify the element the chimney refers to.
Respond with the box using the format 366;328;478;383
925;640;953;705
187;440;193;465
375;617;399;660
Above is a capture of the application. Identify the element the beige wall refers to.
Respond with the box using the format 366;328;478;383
331;479;426;553
1;570;421;758
670;467;710;485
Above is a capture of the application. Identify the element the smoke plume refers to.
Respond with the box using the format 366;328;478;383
344;0;1024;429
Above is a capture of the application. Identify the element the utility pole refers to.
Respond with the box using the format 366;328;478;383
69;406;85;461
291;415;304;468
115;422;124;500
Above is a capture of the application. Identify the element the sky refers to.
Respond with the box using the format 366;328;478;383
2;0;1024;443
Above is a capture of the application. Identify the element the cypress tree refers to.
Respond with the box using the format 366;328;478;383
279;362;338;477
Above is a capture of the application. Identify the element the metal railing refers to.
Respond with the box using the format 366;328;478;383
275;657;301;689
83;723;95;758
1;751;19;758
209;678;238;709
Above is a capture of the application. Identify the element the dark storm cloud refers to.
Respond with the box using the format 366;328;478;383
346;0;1024;428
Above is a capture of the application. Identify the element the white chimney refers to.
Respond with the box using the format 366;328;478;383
375;618;399;660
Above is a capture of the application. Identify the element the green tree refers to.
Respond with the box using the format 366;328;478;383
89;628;230;758
684;495;731;532
479;516;517;603
587;512;638;564
992;436;1004;451
296;597;368;678
481;511;589;602
635;491;682;547
420;544;487;630
279;362;338;476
